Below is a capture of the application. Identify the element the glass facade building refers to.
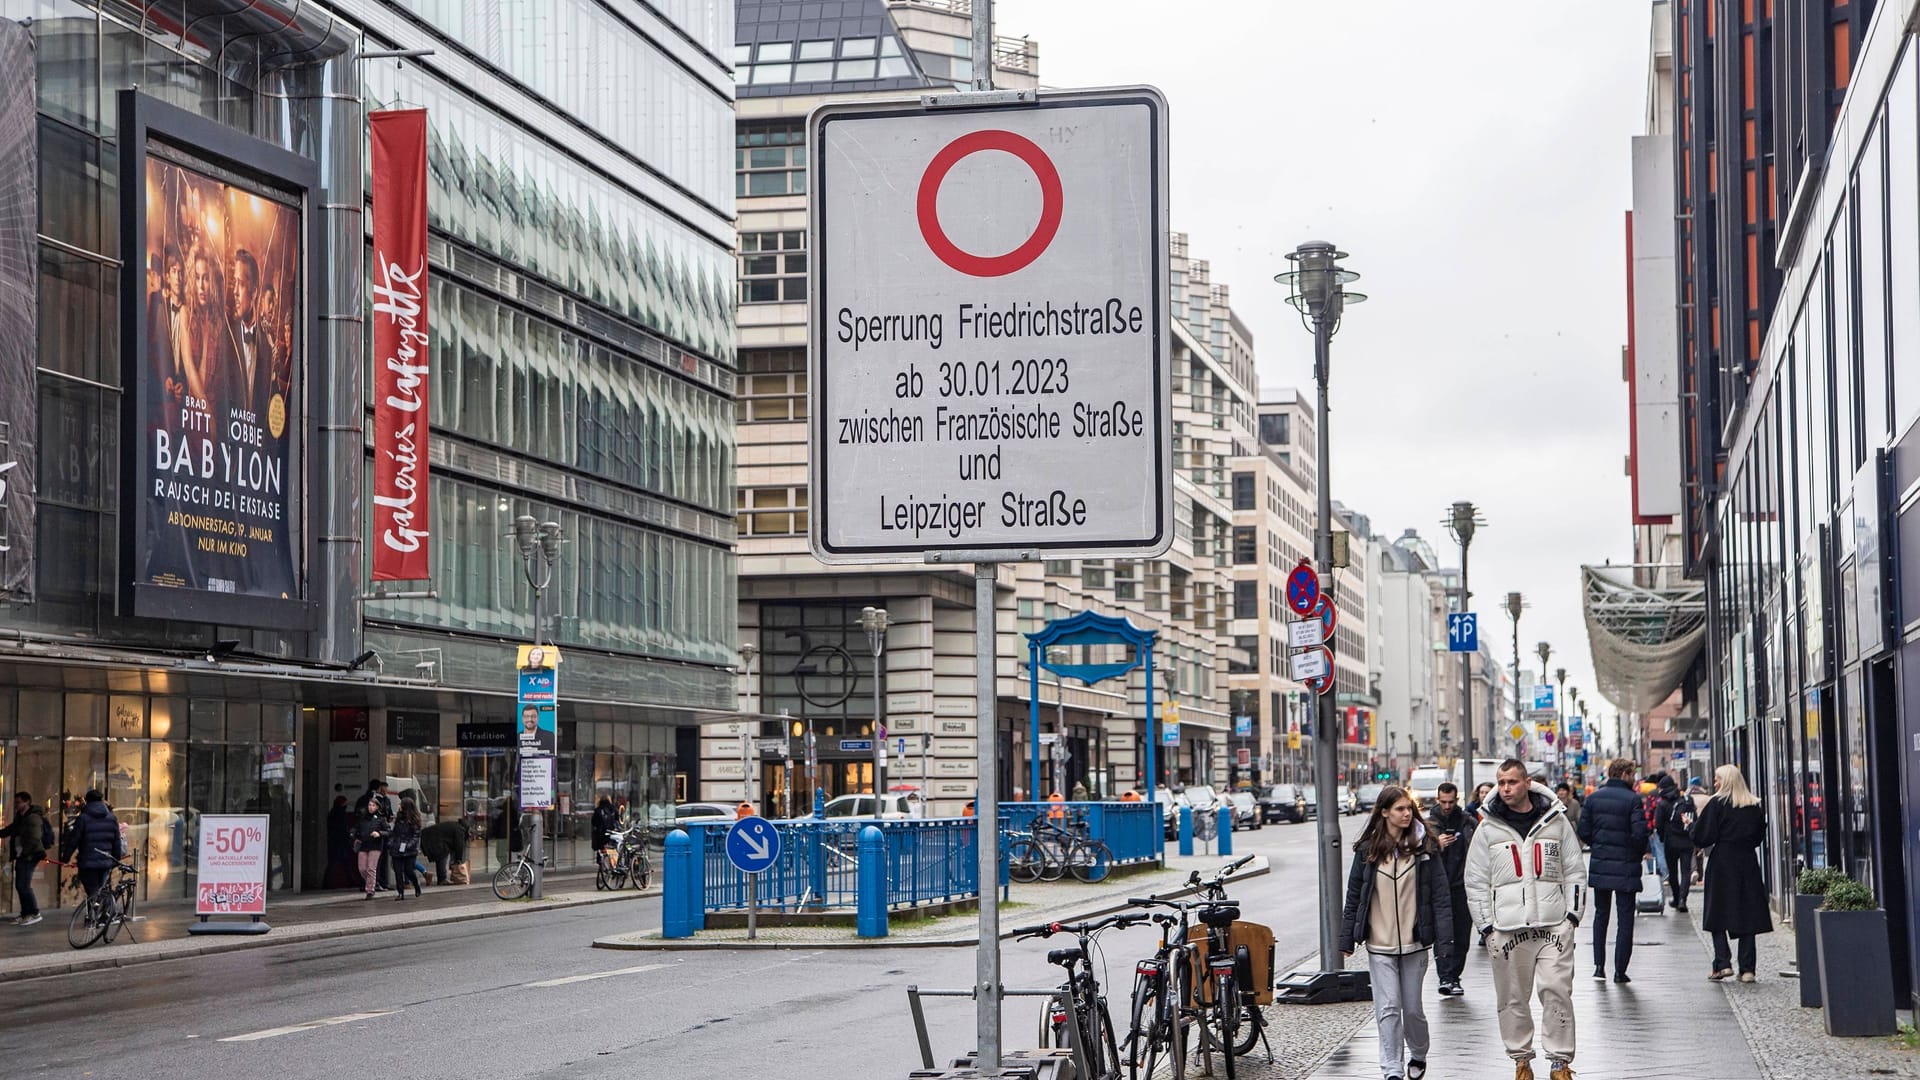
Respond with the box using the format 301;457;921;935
1667;0;1920;1009
0;0;736;910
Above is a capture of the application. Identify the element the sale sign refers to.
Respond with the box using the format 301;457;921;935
195;814;271;915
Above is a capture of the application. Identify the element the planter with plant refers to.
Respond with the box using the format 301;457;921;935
1815;878;1898;1038
1795;866;1848;1007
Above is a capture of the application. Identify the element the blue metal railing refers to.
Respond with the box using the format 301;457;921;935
998;801;1163;865
684;817;984;914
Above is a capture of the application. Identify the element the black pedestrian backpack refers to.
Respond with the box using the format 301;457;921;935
1671;797;1696;836
39;812;54;851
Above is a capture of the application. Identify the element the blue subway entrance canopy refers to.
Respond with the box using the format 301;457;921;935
1025;611;1161;806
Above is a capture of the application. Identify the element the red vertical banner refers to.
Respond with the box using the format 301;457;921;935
369;109;431;581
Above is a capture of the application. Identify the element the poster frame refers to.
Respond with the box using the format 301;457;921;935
116;89;323;629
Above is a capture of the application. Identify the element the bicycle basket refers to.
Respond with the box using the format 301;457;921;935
1185;919;1276;1005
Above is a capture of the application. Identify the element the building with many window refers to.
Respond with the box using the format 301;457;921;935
1605;0;1920;1008
0;0;739;913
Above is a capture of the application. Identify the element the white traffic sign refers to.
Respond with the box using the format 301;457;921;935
1289;648;1329;682
807;88;1171;563
1287;619;1324;649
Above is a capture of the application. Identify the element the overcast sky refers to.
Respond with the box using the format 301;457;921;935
996;1;1653;735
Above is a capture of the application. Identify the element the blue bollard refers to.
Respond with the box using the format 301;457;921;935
813;788;827;818
662;829;694;939
856;825;888;938
1217;806;1234;857
1178;805;1194;857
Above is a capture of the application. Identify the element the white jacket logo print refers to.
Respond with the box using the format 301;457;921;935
1464;784;1588;933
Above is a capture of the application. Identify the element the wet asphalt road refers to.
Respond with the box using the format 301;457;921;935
0;814;1362;1079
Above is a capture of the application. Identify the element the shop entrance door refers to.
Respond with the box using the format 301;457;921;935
463;749;514;876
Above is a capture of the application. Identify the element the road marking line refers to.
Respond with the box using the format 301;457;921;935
219;1011;397;1042
526;962;667;988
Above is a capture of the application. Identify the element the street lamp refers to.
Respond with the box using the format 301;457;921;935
510;513;563;900
1505;593;1525;754
1444;501;1486;802
739;643;760;814
861;606;890;818
1275;240;1365;977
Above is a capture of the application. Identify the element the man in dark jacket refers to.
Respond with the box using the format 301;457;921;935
1575;760;1651;982
1654;775;1697;912
0;793;49;925
1427;782;1475;995
420;819;469;886
58;791;125;901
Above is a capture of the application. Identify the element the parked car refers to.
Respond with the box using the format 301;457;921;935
1154;789;1181;839
1355;784;1387;812
1257;784;1307;824
672;802;739;823
1300;787;1320;819
1175;785;1221;815
1227;791;1261;831
820;792;925;819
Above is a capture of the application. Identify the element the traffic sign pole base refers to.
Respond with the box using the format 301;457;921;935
1273;967;1371;1005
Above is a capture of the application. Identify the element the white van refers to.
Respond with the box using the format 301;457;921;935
1407;765;1450;810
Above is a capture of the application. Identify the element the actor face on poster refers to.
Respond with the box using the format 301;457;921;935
140;151;298;599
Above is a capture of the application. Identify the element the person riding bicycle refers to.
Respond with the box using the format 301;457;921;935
58;790;124;901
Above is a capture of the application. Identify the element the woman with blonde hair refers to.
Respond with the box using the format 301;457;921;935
1690;763;1772;981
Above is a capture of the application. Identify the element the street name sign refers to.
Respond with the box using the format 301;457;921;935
725;816;782;875
1446;613;1478;652
840;738;875;752
1688;739;1711;754
807;88;1171;562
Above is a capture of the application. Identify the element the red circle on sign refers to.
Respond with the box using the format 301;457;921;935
916;130;1064;277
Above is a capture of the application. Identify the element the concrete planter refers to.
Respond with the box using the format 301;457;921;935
1793;892;1822;1007
1814;907;1898;1037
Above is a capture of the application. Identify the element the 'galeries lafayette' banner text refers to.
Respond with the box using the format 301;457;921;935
369;109;431;581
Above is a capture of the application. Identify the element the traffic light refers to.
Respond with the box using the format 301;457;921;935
1375;770;1391;781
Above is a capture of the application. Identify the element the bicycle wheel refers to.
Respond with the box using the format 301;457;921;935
66;895;106;950
1068;840;1113;884
1205;973;1238;1080
1037;839;1068;882
101;893;129;945
492;859;532;900
1007;838;1045;883
1125;978;1157;1079
595;854;612;891
1164;960;1189;1080
629;850;651;890
1228;1002;1262;1057
1091;996;1121;1080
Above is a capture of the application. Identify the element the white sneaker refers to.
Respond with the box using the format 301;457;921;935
19;914;42;926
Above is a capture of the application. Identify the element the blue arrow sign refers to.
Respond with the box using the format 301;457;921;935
1447;612;1478;653
725;815;782;875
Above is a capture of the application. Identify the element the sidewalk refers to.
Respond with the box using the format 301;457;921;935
0;870;652;984
592;852;1263;951
1307;901;1763;1079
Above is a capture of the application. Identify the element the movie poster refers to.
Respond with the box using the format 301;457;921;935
0;21;36;601
137;143;299;601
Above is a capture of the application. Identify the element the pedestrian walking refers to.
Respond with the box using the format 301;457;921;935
57;791;124;903
1427;781;1475;995
352;796;388;899
1654;774;1697;912
363;779;395;890
389;797;423;900
1466;782;1495;818
1575;759;1651;982
0;792;50;925
1465;759;1586;1080
1639;774;1667;878
1691;763;1772;981
1553;783;1583;835
1339;785;1452;1080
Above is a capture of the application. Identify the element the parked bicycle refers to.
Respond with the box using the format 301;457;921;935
67;850;139;950
1007;815;1113;884
596;824;651;891
1012;912;1146;1079
492;845;552;900
1124;875;1268;1080
1186;855;1273;1062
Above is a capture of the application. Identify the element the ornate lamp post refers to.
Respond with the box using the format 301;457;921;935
1445;501;1486;799
1275;240;1365;975
861;606;890;818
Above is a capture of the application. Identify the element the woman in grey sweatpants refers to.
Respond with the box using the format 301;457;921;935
1340;786;1456;1080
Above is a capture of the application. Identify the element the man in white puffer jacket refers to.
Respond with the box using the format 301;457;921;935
1464;759;1587;1080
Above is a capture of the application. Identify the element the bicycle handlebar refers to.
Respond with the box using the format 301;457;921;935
1012;912;1149;939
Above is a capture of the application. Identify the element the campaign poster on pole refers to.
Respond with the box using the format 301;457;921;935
195;814;270;915
519;755;555;811
516;643;559;754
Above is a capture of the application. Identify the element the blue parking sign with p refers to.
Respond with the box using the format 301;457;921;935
1447;613;1477;652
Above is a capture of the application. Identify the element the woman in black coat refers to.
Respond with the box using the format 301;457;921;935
388;797;423;901
1691;763;1772;980
1339;786;1452;1080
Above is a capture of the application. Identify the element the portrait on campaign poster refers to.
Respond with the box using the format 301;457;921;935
136;140;300;603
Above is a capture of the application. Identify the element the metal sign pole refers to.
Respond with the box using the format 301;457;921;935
972;561;1000;1068
747;870;758;941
